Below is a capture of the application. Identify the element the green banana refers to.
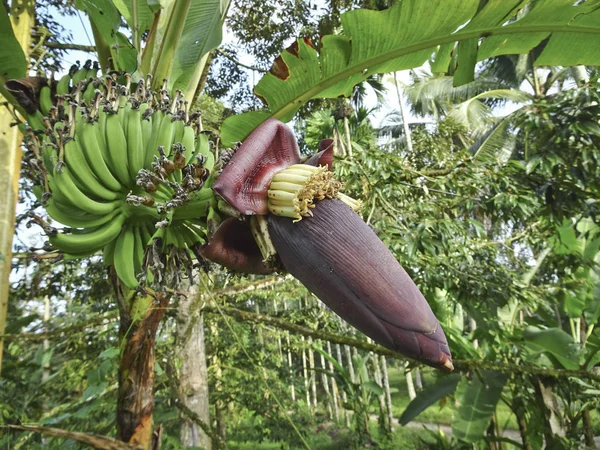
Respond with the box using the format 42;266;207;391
196;133;214;170
103;236;118;266
77;120;123;192
172;188;214;220
181;125;196;163
117;95;130;133
71;61;91;86
61;249;100;260
114;224;138;288
105;111;132;188
140;111;153;167
86;61;99;80
82;81;96;105
149;226;165;245
177;221;203;247
144;109;164;168
39;86;53;116
132;225;144;276
163;226;176;248
49;166;121;216
155;112;175;157
139;102;150;116
49;213;125;254
63;137;121;201
172;119;185;149
46;198;122;228
171;119;185;182
173;224;187;249
126;107;145;179
56;72;71;96
26;110;45;132
139;222;153;247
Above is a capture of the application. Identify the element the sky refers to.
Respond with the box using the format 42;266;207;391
50;5;412;127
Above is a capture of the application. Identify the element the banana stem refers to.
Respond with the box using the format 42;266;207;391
152;0;193;90
249;215;278;265
90;21;113;73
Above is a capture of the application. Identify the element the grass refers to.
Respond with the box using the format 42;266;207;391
229;422;437;450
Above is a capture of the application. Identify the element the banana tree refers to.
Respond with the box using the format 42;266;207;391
0;0;35;378
2;0;600;448
2;0;230;447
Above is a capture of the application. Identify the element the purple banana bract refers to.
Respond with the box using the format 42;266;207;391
207;118;453;371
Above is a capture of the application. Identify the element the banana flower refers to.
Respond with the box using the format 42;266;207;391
204;119;453;371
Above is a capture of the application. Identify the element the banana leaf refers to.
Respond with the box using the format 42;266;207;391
221;0;600;145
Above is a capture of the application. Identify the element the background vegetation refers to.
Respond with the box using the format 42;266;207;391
1;0;600;449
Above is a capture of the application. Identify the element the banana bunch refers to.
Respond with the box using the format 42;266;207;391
21;69;220;289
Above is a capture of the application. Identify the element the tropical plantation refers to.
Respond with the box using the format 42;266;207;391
0;0;600;449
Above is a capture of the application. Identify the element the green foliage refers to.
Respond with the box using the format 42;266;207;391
453;371;507;443
75;0;137;72
4;1;600;448
0;1;26;82
399;374;461;425
222;0;600;145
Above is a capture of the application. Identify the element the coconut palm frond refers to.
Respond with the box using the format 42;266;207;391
352;74;387;109
471;116;517;164
450;89;531;132
470;89;533;104
477;55;526;88
450;98;491;132
405;75;511;118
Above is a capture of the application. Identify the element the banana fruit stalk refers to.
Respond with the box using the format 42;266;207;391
208;118;453;370
9;66;219;289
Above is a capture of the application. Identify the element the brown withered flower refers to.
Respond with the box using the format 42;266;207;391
204;118;453;371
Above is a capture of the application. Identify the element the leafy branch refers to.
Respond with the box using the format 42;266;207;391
202;305;600;382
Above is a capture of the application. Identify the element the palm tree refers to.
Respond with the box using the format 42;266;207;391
298;104;378;156
395;54;591;163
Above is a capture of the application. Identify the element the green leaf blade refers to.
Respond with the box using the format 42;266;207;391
453;370;507;443
171;0;230;93
221;0;600;145
0;2;27;81
399;373;461;425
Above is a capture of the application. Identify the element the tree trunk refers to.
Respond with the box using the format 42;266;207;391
326;341;340;422
393;72;413;153
301;336;310;408
0;0;34;378
335;343;350;427
371;353;389;433
405;363;416;400
209;318;227;446
283;301;296;401
414;367;423;391
570;66;589;86
177;280;211;450
319;344;333;419
114;272;170;449
582;407;595;448
308;337;317;410
380;356;394;431
513;396;532;450
273;300;283;364
343;116;353;158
